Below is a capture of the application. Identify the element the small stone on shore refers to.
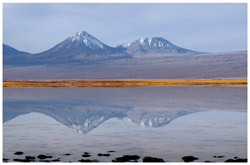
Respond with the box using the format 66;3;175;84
98;153;110;157
108;151;116;153
112;155;140;162
14;151;24;155
3;158;9;162
79;159;98;162
224;158;247;162
52;158;60;162
82;154;91;157
25;156;35;160
182;156;199;162
13;158;33;162
39;160;50;162
37;154;53;159
143;156;164;162
213;155;224;158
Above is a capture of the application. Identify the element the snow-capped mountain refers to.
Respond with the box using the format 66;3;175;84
118;37;197;55
31;31;128;64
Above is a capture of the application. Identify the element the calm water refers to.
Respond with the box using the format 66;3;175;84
3;86;247;162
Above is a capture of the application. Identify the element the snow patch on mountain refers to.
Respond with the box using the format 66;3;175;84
121;37;173;48
121;42;131;48
70;31;104;49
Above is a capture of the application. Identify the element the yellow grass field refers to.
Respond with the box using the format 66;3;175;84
2;79;247;87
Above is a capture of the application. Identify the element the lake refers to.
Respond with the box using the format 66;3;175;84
3;86;247;162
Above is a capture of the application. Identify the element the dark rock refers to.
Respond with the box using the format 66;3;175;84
112;155;140;162
79;159;98;162
82;152;91;157
40;160;50;162
63;153;71;156
182;156;199;162
234;157;238;159
213;155;224;158
143;156;164;162
37;154;53;159
82;154;91;157
3;158;9;162
14;151;24;155
123;155;140;160
98;153;110;157
224;159;236;162
13;158;32;162
52;158;60;162
224;158;247;162
25;156;35;160
79;159;92;162
204;160;211;162
108;151;116;153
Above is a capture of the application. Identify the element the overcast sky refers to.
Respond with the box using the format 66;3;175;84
3;3;247;53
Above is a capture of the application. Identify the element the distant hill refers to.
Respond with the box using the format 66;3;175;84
3;44;30;56
3;44;31;66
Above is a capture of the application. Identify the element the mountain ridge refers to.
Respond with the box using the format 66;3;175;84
3;30;199;66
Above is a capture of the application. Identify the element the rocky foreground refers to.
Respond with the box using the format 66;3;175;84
3;151;247;163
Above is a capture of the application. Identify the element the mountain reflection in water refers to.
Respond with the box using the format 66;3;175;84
3;86;246;134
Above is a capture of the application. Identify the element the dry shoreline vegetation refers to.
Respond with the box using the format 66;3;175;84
3;79;247;87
